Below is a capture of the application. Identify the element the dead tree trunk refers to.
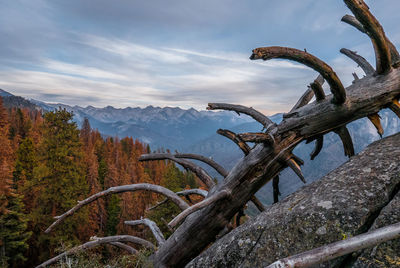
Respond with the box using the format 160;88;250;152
40;1;400;267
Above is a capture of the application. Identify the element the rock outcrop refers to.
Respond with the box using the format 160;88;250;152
187;133;400;267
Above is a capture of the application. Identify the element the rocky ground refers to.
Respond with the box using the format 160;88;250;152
187;132;400;268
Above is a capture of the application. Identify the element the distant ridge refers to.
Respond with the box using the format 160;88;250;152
0;88;14;97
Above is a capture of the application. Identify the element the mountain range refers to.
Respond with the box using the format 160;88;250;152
1;88;399;207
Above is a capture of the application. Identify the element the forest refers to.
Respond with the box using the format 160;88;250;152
0;97;201;267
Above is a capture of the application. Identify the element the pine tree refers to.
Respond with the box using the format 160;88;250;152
0;98;31;268
29;109;89;264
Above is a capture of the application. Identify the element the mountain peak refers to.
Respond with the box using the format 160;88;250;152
0;89;14;97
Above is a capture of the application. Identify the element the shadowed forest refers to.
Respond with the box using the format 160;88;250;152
0;97;202;267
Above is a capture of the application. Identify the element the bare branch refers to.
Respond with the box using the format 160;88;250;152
310;135;324;160
125;218;165;246
290;87;314;112
285;158;306;184
389;99;400;119
367;113;384;137
267;221;400;268
290;75;325;112
341;14;365;33
207;103;274;130
334;126;355;157
217;129;251;155
168;190;231;228
340;48;375;76
235;209;244;227
45;183;189;233
250;195;265;212
272;176;280;204
139;153;215;189
36;235;155;268
250;46;346;104
291;154;304;166
174;153;228;177
147;189;208;211
237;132;274;144
341;14;400;65
110;242;138;254
310;80;326;101
343;1;392;73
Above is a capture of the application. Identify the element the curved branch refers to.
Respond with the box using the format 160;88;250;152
217;129;251;155
125;218;165;246
367;113;384;137
340;48;375;76
250;46;346;104
168;190;231;228
147;189;208;211
334;126;355;157
343;1;392;73
207;103;274;130
174;153;228;177
110;242;138;254
389;99;400;119
45;183;189;233
36;235;155;268
310;135;324;160
310;79;326;101
139;153;215;189
341;14;400;65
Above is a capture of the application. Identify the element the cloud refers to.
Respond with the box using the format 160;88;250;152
0;1;399;115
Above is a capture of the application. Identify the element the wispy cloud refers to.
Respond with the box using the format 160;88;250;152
0;1;398;115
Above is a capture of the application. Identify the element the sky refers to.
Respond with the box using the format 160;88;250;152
0;0;399;115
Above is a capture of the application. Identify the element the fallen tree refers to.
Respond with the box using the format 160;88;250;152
39;1;400;267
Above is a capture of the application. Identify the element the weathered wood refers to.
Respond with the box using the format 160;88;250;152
267;221;400;268
168;190;231;228
217;129;251;154
340;48;375;75
389;99;400;118
125;218;165;246
367;113;384;137
35;235;155;268
207;103;274;130
334;126;355;157
250;195;265;212
153;66;400;267
310;80;326;101
272;176;280;204
285;158;306;184
139;153;215;189
237;132;274;144
310;135;323;160
290;75;324;112
175;153;228;177
147;189;208;211
109;242;138;254
250;47;346;104
343;1;392;73
45;183;189;233
341;14;400;65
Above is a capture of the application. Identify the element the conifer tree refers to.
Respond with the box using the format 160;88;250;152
0;98;31;268
29;109;89;264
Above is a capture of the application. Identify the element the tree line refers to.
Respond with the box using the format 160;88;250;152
0;97;200;267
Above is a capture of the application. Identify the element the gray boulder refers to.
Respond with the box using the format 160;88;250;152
187;133;400;267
